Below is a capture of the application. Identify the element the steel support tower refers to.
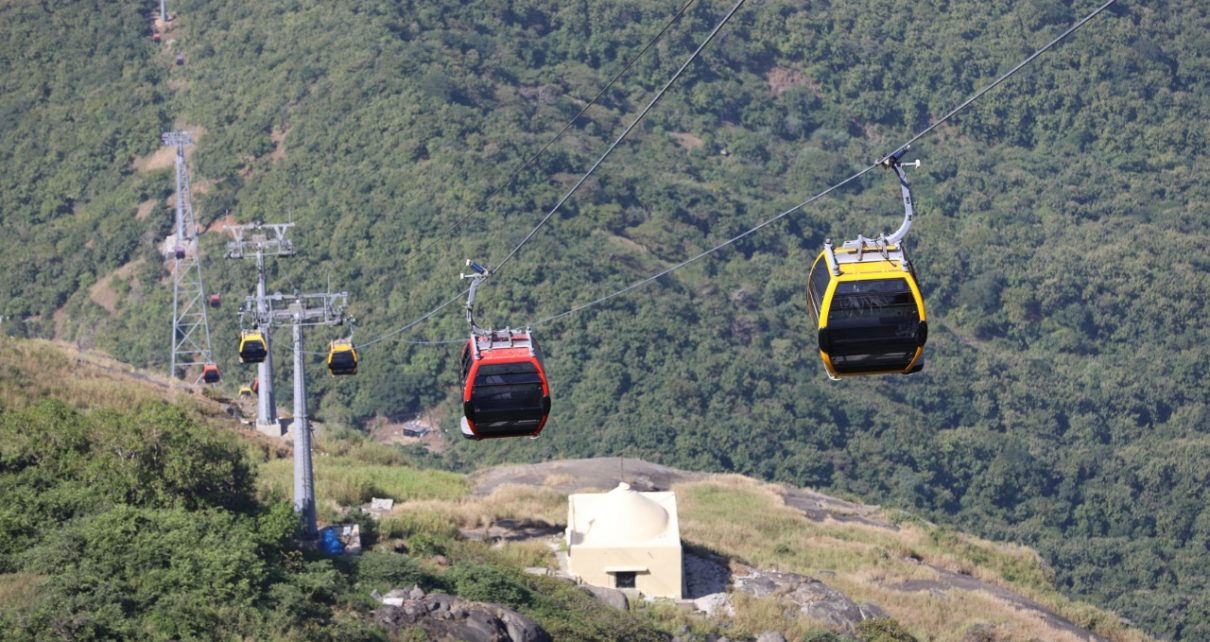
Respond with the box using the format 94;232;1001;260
160;0;168;22
246;291;348;540
163;131;215;382
226;223;295;435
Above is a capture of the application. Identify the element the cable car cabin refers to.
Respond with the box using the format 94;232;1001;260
208;294;221;308
201;363;221;384
251;377;259;394
238;330;268;363
806;241;927;379
326;340;358;376
459;329;551;440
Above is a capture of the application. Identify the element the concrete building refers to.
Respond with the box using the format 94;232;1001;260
566;482;682;598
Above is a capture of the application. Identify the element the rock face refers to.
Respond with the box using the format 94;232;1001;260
683;549;731;598
374;587;552;642
580;584;629;610
732;570;886;632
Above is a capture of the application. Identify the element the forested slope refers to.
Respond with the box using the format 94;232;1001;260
2;0;1208;637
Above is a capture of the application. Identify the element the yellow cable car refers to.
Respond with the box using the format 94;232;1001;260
327;339;358;376
806;149;928;379
238;330;268;364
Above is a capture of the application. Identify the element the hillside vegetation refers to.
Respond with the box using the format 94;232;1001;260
2;0;1208;637
0;339;1152;641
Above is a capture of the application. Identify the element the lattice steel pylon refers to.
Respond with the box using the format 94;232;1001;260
163;131;216;382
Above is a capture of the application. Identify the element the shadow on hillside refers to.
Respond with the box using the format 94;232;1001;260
683;544;732;599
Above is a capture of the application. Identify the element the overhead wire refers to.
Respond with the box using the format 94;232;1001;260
530;0;1121;328
344;0;703;350
353;0;747;350
428;0;700;244
489;0;749;275
345;0;1119;350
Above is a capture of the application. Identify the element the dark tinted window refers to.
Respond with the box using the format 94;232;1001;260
460;344;472;385
826;278;920;373
807;257;831;324
477;362;541;384
329;350;357;370
471;362;545;416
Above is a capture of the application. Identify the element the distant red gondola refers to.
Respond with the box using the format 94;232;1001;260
459;329;550;440
208;294;221;307
201;363;221;384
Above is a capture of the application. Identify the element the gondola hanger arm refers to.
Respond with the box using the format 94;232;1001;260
882;146;920;246
461;260;491;336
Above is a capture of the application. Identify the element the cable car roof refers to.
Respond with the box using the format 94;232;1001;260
470;329;536;359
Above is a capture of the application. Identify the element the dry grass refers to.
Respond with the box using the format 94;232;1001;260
0;338;181;412
0;574;48;611
377;484;567;537
726;592;822;640
256;456;467;515
88;259;145;314
673;477;1150;642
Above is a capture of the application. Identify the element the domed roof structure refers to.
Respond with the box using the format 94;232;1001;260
581;483;671;545
566;480;683;598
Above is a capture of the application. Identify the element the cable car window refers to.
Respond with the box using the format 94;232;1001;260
476;362;541;385
807;258;830;321
460;344;473;384
826;279;920;373
829;279;918;322
471;363;545;416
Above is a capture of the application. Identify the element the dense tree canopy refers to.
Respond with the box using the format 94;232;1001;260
1;0;1208;637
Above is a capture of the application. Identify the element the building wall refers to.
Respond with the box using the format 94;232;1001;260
568;543;683;599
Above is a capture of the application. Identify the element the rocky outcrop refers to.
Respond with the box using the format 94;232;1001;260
580;584;629;610
731;570;886;633
373;586;551;642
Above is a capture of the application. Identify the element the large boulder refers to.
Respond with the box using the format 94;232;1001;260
374;589;551;642
581;584;630;610
732;570;886;633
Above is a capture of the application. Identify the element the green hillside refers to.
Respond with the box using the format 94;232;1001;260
0;338;1152;641
2;0;1208;638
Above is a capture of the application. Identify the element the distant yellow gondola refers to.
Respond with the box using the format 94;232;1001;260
327;339;358;376
806;149;928;379
238;330;268;364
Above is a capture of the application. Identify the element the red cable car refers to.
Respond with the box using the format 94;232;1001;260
459;329;551;440
208;293;221;308
251;377;259;394
201;363;221;384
